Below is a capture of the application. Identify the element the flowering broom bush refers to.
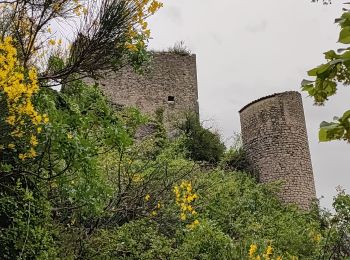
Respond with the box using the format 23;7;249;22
1;1;350;259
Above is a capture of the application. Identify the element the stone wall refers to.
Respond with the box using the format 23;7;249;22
87;52;199;129
239;91;316;210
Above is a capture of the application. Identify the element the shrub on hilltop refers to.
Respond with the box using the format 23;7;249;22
178;113;226;165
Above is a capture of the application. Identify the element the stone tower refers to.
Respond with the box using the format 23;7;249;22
89;52;199;128
239;91;316;210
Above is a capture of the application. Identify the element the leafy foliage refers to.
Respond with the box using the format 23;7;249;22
178;113;226;164
1;80;349;259
317;188;350;259
84;219;175;259
0;0;162;87
1;1;349;258
301;6;350;142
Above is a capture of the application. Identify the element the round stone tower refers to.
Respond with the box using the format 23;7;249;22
239;91;316;210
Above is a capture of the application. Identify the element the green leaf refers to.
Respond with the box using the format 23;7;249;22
317;63;331;74
320;121;334;128
338;26;350;44
301;79;314;86
342;109;350;120
337;13;350;27
340;50;350;59
301;84;313;92
319;128;329;142
329;59;343;65
307;67;319;77
324;50;338;59
308;64;330;77
341;11;350;21
324;81;337;96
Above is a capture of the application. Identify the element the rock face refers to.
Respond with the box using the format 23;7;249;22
239;91;316;210
87;52;199;129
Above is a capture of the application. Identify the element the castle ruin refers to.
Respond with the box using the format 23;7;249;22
239;91;317;210
95;53;316;210
90;52;199;129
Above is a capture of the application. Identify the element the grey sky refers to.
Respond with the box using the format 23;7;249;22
147;0;349;209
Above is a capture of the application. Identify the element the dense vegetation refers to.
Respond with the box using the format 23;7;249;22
1;80;349;259
0;0;349;259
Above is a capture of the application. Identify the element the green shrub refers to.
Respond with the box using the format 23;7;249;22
220;147;252;174
0;180;57;259
84;219;175;260
175;219;235;260
178;113;225;164
195;170;322;258
2;75;349;259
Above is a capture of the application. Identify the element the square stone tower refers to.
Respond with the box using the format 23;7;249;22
88;52;199;128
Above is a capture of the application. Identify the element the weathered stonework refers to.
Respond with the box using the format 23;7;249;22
88;52;315;210
87;52;199;129
239;91;316;210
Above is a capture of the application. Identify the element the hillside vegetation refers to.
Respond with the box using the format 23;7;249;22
1;79;349;259
0;0;349;258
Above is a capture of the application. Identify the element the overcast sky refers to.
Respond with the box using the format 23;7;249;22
147;0;349;210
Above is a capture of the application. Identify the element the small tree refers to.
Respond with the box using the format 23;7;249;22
178;113;225;164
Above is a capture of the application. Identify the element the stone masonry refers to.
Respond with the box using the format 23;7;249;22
239;91;316;210
88;52;199;129
89;51;316;210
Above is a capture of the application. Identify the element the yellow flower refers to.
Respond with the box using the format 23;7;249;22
145;194;150;201
48;39;56;45
249;244;258;258
141;21;148;30
30;135;38;146
264;245;273;260
313;233;322;243
53;3;61;12
6;115;16;125
148;0;163;14
0;37;43;159
180;213;186;221
43;114;49;123
73;4;82;16
8;143;15;149
174;180;199;222
125;43;138;52
19;153;26;160
144;29;151;38
67;133;73;139
28;147;37;158
151;211;157;216
132;174;142;182
187;219;200;230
